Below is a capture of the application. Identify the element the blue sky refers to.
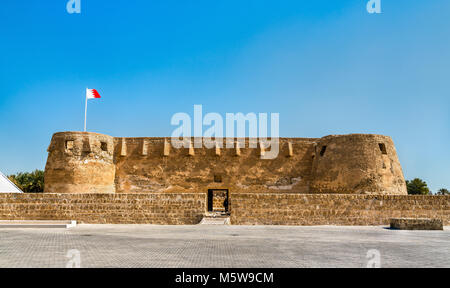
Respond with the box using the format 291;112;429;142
0;0;449;192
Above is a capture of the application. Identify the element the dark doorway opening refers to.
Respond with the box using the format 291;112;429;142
207;189;229;213
320;145;327;157
379;143;387;155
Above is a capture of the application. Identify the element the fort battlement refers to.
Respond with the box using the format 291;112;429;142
44;132;407;195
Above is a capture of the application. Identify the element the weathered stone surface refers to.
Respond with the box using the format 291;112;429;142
310;134;407;195
45;132;115;193
0;193;206;224
230;194;450;226
0;193;448;225
390;218;444;230
44;132;407;195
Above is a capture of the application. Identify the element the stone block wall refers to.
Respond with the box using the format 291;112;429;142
0;193;205;224
390;218;444;230
230;194;450;225
1;193;447;226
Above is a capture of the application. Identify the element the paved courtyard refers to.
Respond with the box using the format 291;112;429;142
0;225;448;268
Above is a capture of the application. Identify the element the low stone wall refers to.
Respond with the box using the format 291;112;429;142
0;193;448;226
0;193;206;224
390;218;444;230
230;194;450;226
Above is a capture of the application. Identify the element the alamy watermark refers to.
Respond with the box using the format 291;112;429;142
67;0;81;14
170;105;280;159
67;1;381;15
367;0;381;14
66;249;81;268
366;249;381;268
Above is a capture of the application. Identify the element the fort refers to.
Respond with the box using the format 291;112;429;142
44;132;407;195
0;131;448;225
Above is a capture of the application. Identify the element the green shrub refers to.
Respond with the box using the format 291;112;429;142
406;178;430;195
8;170;44;193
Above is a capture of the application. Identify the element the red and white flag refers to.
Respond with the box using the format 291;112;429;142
84;88;102;132
86;88;101;99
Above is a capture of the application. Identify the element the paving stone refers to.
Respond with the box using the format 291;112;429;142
0;225;448;268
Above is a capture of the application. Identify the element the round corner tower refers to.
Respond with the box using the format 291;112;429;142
310;134;407;195
44;132;116;193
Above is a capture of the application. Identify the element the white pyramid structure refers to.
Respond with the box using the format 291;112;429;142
0;171;23;193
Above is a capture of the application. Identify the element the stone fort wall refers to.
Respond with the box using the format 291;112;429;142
0;193;448;225
44;132;407;195
7;132;444;226
231;194;450;226
0;193;205;224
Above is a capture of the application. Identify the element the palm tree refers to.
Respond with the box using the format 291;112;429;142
437;188;450;195
406;178;430;195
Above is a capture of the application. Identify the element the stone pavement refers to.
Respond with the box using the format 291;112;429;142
0;225;448;268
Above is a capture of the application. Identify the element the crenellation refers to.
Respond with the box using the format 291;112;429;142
259;141;266;157
82;136;92;153
120;138;127;156
163;138;170;156
188;141;195;156
235;141;241;156
215;142;221;156
141;139;148;156
287;142;294;157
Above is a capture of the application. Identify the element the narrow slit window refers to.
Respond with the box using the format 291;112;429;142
379;143;387;155
214;174;222;183
65;140;74;150
320;146;327;157
101;142;108;151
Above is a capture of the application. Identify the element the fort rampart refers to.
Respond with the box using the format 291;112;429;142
0;193;205;224
0;193;448;225
4;131;444;226
230;194;450;226
44;132;408;195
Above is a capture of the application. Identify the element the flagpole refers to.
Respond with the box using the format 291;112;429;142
84;88;88;132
